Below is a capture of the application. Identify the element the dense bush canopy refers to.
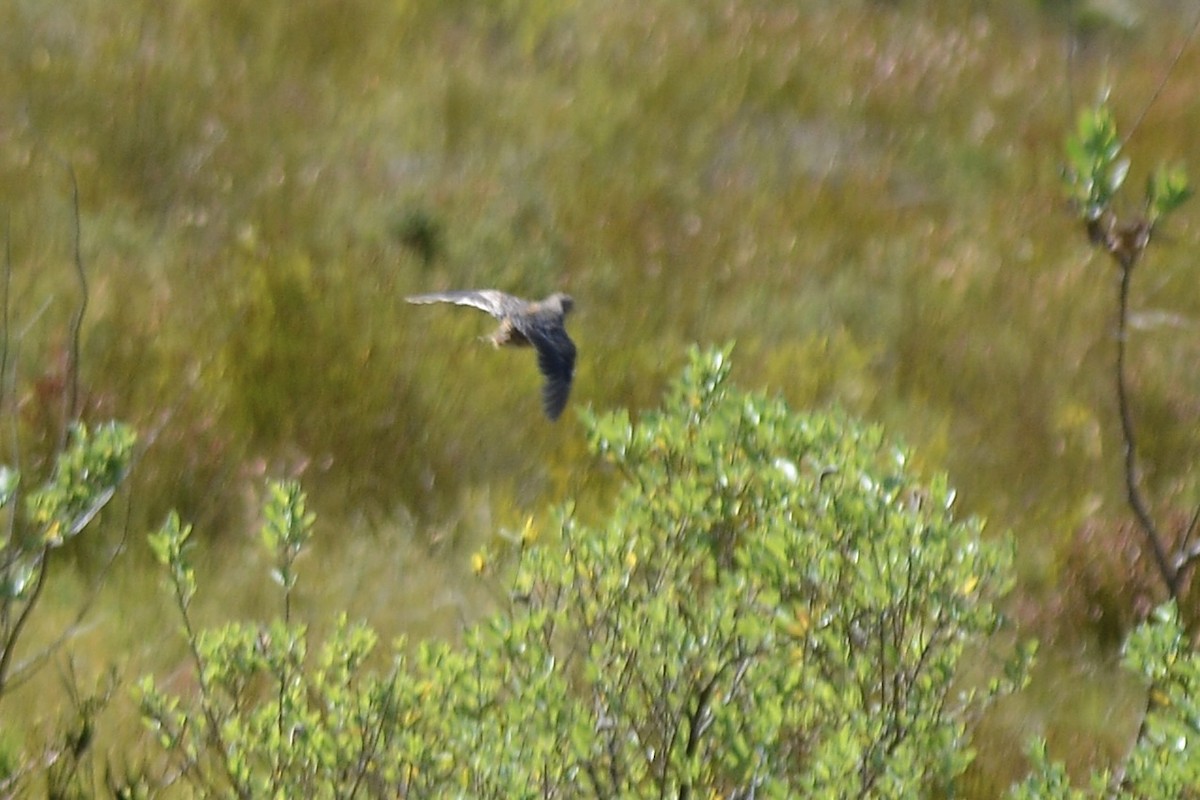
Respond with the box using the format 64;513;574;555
139;348;1019;798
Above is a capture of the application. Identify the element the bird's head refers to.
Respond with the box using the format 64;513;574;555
549;293;575;316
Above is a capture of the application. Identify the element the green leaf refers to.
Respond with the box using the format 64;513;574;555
1147;162;1193;222
1062;102;1128;218
26;422;136;546
0;466;19;509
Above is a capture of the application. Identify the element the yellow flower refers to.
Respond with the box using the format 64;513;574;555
520;516;538;545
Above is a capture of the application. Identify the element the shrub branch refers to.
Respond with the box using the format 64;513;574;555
1112;235;1180;597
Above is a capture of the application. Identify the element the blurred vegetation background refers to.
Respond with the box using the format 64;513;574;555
1;0;1198;794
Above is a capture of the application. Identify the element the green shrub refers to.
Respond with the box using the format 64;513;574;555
139;346;1021;797
0;421;135;791
1011;602;1200;799
0;421;135;690
1005;96;1199;800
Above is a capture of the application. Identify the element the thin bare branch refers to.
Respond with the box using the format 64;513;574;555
0;216;15;569
1172;501;1200;584
1;214;11;418
3;492;135;693
63;163;87;442
1124;7;1200;145
0;546;52;695
1114;256;1180;597
1064;0;1076;116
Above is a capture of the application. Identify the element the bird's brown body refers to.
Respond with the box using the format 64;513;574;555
406;290;576;420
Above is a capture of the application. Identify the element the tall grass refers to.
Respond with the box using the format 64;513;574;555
1;0;1198;793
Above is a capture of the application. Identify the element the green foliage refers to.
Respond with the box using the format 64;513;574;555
0;421;134;791
1010;602;1200;799
24;422;136;547
3;0;1197;792
260;480;314;602
1063;100;1191;230
141;480;401;798
146;511;197;614
1063;103;1129;221
140;348;1019;797
1145;163;1192;224
1116;603;1200;797
1;421;134;656
1007;738;1093;800
1048;87;1199;800
461;345;1018;796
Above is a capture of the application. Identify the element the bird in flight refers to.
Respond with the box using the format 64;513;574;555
406;290;576;421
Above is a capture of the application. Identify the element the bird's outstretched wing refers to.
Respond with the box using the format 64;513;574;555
405;290;525;319
408;288;575;420
527;325;576;421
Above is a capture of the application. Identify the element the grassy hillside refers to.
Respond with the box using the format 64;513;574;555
1;0;1198;794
